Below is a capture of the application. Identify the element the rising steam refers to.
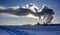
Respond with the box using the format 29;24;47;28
0;4;55;24
38;5;55;24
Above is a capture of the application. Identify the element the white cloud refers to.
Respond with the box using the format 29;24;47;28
0;13;20;18
22;4;39;12
9;6;20;10
0;6;6;9
0;6;20;10
39;4;51;12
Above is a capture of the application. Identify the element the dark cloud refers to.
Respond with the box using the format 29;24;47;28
0;7;35;16
36;5;55;24
0;8;16;14
14;8;35;16
0;4;55;24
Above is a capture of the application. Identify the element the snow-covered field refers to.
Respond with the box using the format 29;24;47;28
0;26;60;35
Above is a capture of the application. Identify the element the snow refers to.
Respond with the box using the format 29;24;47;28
0;26;60;35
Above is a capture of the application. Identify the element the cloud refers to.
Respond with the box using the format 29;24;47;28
0;6;36;18
0;13;20;18
9;6;20;10
0;4;55;24
38;4;55;24
22;3;39;12
26;14;38;18
0;6;6;9
0;4;39;17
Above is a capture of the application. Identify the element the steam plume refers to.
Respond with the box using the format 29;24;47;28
37;5;55;24
0;4;55;24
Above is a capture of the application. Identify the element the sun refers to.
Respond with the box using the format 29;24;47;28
27;14;38;18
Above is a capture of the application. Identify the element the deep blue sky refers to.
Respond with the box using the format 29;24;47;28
0;0;60;25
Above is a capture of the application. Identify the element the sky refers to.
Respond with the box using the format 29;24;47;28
0;0;60;25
